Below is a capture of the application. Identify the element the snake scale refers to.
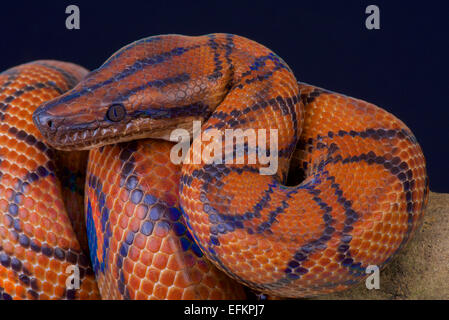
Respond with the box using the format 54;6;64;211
0;34;428;299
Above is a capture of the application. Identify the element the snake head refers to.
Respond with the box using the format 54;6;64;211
33;35;225;150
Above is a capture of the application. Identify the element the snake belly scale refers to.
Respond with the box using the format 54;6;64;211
1;33;426;299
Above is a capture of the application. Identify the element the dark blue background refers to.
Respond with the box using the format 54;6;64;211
0;0;447;192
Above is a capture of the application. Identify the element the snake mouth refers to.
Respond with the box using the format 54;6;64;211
40;124;139;150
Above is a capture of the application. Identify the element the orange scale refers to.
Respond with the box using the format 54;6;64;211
5;138;18;150
40;217;52;230
23;245;37;262
15;285;27;299
373;222;386;233
349;236;363;248
174;271;193;289
55;285;66;299
162;236;180;255
107;237;118;255
129;274;142;292
118;188;130;203
355;249;370;260
125;216;140;233
37;254;50;268
227;260;247;275
34;292;47;300
4;270;17;284
1;214;12;228
132;261;149;280
135;204;149;220
397;212;408;224
124;202;137;218
45;270;58;284
16;152;29;166
0;226;9;240
193;201;206;213
255;254;269;265
241;258;257;272
302;272;320;282
153;221;170;239
0;122;9;132
133;232;150;250
384;212;394;222
0;198;10;213
122;255;134;273
388;235;401;247
13;246;26;259
377;245;388;256
158;268;175;287
146;236;161;253
264;262;278;274
4;281;16;296
45;210;58;225
34;227;48;242
134;290;148;300
16;205;31;222
209;289;225;300
388;192;399;202
360;239;372;250
182;288;199;300
125;245;140;263
194;259;210;273
319;247;336;259
106;173;117;187
351;224;366;237
145;266;162;283
118;214;130;230
200;284;214;299
153;253;168;270
268;258;287;271
154;166;170;177
56;273;67;286
321;260;336;273
169;252;190;271
349;245;362;258
368;240;380;251
108;208;121;225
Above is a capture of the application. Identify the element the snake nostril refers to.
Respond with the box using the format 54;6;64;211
33;110;58;133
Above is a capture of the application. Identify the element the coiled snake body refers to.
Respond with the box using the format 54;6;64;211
0;61;99;299
2;34;428;299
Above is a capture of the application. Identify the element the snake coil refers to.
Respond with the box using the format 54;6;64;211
0;34;428;299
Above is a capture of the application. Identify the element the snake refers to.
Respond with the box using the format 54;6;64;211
0;61;99;299
0;60;244;300
3;33;428;299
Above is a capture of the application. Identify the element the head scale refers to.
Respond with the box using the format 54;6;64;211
33;34;226;150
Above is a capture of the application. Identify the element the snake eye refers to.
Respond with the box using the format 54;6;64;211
106;104;126;122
